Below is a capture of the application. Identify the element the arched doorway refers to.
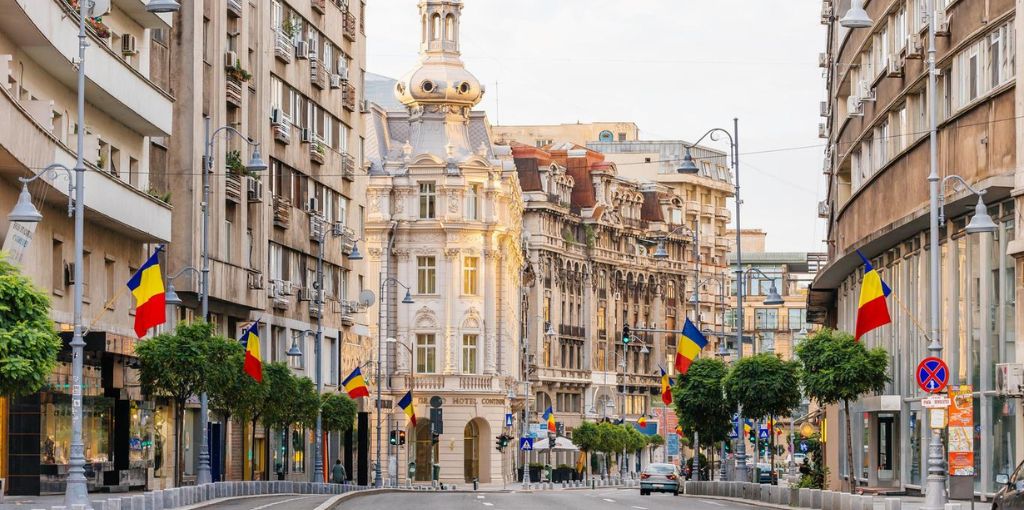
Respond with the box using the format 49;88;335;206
413;419;436;482
463;418;491;483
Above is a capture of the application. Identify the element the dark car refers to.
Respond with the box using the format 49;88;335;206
993;460;1024;510
757;463;779;485
640;463;681;496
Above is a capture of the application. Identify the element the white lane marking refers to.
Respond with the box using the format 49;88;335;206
477;495;486;499
482;502;494;506
699;499;725;507
631;506;648;509
602;498;616;503
250;496;317;510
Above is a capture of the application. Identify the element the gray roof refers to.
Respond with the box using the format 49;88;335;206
364;72;406;112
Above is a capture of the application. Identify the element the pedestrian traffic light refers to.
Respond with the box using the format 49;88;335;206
622;325;631;345
398;430;407;445
389;430;398;445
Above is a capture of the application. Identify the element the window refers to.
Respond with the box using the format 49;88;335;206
952;21;1015;111
416;334;436;373
463;257;478;295
759;332;776;353
466;184;479;220
52;238;64;294
290;428;305;472
755;308;778;330
788;308;807;331
462;334;477;373
875;119;889;166
418;182;436;219
417;256;436;294
104;258;115;310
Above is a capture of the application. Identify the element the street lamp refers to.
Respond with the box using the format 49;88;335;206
192;118;267;484
145;0;181;13
375;276;414;487
839;0;873;28
385;337;416;487
741;267;785;306
681;121;748;480
938;175;997;234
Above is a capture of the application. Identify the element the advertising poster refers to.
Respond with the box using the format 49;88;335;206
947;385;974;476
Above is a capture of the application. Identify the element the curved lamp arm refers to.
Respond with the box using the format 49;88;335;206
19;163;75;217
168;266;200;282
209;125;260;152
939;174;987;226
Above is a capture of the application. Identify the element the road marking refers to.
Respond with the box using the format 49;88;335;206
482;502;494;506
477;496;485;499
631;506;648;509
602;498;616;503
250;496;317;510
699;499;725;507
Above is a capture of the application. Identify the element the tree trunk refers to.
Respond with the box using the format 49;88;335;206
251;418;258;481
221;412;231;482
770;416;776;482
174;400;184;488
844;400;855;494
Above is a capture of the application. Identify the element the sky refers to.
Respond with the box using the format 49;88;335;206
366;1;827;253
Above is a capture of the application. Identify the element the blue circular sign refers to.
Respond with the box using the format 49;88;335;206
916;357;949;394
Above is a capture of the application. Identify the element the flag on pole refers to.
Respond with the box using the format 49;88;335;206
637;416;648;427
675;318;708;375
398;391;416;426
240;322;262;382
675;425;684;438
341;367;370;398
543;406;556;433
126;247;166;338
855;250;892;340
660;367;672;405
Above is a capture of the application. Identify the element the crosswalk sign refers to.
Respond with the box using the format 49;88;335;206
758;427;770;440
519;437;534;451
505;413;513;427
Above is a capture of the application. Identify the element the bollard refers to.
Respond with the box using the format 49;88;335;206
884;498;902;510
944;504;963;510
810;489;822;509
108;500;121;510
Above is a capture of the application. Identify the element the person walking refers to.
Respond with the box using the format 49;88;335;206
331;459;347;484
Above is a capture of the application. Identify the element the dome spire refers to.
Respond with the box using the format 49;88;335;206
420;0;463;56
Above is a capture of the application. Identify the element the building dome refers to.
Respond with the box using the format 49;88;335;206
394;0;484;110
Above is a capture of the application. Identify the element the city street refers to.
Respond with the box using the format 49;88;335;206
339;491;765;510
198;495;334;510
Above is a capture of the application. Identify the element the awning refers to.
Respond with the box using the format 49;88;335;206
530;436;579;452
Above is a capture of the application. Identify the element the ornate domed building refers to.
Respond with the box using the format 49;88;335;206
363;0;523;486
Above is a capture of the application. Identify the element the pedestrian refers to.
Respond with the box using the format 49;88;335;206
331;459;347;484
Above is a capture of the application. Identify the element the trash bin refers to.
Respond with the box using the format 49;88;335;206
432;463;441;481
408;461;416;479
543;464;553;482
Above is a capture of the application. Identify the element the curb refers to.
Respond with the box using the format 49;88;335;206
685;493;799;510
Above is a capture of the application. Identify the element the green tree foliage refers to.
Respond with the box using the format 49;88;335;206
623;424;647;453
796;329;889;493
571;421;600;452
673;357;735;445
136;321;215;486
321;393;357;432
205;334;265;477
724;353;802;421
0;253;61;398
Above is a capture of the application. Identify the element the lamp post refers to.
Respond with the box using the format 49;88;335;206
691;275;727;480
521;317;555;488
375;276;414;487
385;337;415;487
163;266;200;326
195;117;267;484
677;121;746;480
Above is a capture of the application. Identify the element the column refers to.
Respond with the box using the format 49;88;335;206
483;246;497;374
444;248;459;374
650;277;665;368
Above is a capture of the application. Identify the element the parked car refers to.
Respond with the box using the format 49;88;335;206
757;463;779;484
640;463;681;496
993;460;1024;510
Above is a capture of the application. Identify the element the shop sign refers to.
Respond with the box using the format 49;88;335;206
2;221;35;264
921;395;951;409
948;385;975;476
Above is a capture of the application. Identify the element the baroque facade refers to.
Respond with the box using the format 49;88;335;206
812;0;1021;495
363;0;523;485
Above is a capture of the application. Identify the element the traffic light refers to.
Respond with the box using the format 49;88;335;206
398;430;407;446
389;430;398;445
724;441;731;453
622;325;631;345
495;434;511;452
431;432;440;444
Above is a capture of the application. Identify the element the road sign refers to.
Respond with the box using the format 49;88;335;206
799;441;809;453
916;357;950;394
505;413;513;427
429;396;443;408
921;395;951;409
519;437;534;451
758;427;770;440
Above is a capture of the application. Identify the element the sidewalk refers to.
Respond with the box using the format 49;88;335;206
1;492;146;510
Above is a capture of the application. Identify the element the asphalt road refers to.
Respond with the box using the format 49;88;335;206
198;494;334;510
340;490;768;510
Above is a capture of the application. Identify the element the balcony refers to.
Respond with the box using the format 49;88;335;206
685;200;701;215
110;0;173;29
226;0;242;17
310;56;327;89
716;207;731;219
342;11;357;41
311;0;326;14
535;366;591;385
702;204;716;216
272;118;291;144
341;153;356;181
1;0;173;136
274;29;293;63
558;324;586;338
309;139;326;165
341;82;357;111
273;195;291;228
407;375;501;392
622;217;646;230
225;76;243;108
225;172;242;202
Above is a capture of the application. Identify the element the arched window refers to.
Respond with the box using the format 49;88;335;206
598;130;614;142
431;14;441;41
445;14;455;42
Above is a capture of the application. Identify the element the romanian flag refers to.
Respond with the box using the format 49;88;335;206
126;247;166;338
675;318;708;375
675;425;683;438
341;367;369;398
660;367;672;405
398;391;416;426
638;416;648;427
543;406;556;433
240;322;262;382
854;250;892;340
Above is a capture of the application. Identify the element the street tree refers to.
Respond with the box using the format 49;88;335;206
646;433;665;463
796;328;889;493
596;421;625;476
571;421;600;478
672;357;734;461
321;392;357;433
623;425;648;474
206;336;262;475
136;321;215;486
0;253;62;398
724;353;802;471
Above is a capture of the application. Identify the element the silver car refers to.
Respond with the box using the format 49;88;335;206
640;463;681;496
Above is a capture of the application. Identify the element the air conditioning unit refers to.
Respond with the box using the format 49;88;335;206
847;95;864;117
246;177;263;202
857;80;875;102
820;0;832;24
819;101;829;117
64;262;76;286
298;286;314;302
247;271;264;290
934;10;950;37
295;40;309;59
337;67;349;81
281;280;296;296
360;99;372;113
224;50;238;69
330;74;343;89
300;127;313;143
306;197;319;212
121;34;138;56
817;200;830;219
271;107;284;124
822;157;831;175
906;34;923;59
818;123;828;139
996;363;1024;397
886;55;904;77
818;52;829;68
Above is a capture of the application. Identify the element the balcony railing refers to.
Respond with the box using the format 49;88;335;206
274;29;293;63
273;195;291;228
225;76;243;107
341;152;356;181
535;366;591;383
309;139;326;165
225;172;242;202
310;56;327;89
341;82;356;111
558;325;586;338
342;11;357;41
